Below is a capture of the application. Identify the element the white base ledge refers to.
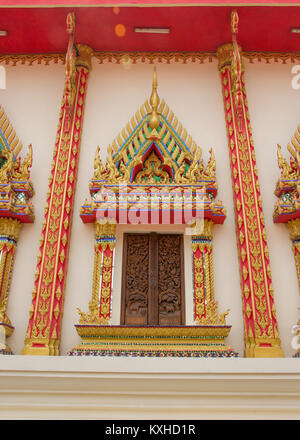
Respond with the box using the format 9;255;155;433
0;356;300;419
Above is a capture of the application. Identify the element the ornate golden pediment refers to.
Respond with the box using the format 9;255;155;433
274;124;300;224
92;67;216;186
81;68;225;226
0;105;34;223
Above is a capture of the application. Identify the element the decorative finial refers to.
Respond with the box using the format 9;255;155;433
149;66;160;130
66;12;75;35
231;10;239;36
230;9;244;132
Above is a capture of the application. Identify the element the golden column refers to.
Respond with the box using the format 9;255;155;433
192;219;229;326
216;12;283;357
77;221;116;326
22;14;93;355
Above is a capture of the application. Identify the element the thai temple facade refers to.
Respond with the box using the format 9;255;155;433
0;0;300;419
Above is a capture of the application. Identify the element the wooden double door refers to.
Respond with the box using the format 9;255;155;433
121;233;185;326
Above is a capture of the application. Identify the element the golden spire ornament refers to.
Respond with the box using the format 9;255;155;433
149;66;160;130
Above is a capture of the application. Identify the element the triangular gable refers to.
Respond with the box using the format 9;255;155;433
0;103;34;222
94;68;216;186
82;69;225;225
0;104;23;158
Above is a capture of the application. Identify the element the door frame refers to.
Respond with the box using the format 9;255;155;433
120;232;186;325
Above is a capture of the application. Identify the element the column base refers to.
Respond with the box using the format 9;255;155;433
0;345;14;355
69;325;239;358
0;322;14;355
22;338;60;356
245;337;284;358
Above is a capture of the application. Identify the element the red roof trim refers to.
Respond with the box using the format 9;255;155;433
1;0;300;7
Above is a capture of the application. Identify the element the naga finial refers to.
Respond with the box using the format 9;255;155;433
66;12;75;35
64;12;76;132
230;10;244;132
231;10;239;36
149;66;160;130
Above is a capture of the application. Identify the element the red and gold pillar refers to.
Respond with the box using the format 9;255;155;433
22;23;93;354
216;35;283;356
192;219;229;326
77;221;116;325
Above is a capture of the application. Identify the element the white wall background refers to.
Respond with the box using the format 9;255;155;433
0;57;298;357
0;63;65;355
244;59;300;357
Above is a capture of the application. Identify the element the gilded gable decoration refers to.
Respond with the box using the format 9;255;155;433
81;68;224;226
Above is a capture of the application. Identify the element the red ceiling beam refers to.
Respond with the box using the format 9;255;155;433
1;0;300;6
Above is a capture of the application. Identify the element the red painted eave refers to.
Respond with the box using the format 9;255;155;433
1;1;300;5
0;4;300;53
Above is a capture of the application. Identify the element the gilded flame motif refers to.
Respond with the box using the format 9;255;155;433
81;68;224;226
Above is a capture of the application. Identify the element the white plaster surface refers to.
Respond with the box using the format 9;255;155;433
0;58;298;358
0;356;300;419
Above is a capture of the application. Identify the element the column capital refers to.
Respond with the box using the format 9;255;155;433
191;218;213;240
76;44;93;71
94;220;116;238
0;218;22;241
288;218;300;242
216;43;243;71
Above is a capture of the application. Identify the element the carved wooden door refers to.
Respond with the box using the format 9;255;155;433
121;233;185;325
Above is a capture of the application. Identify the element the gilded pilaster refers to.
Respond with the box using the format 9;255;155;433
192;219;229;326
288;220;300;357
288;219;300;288
22;15;93;355
77;221;116;325
216;13;283;357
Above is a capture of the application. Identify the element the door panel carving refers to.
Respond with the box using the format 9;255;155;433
121;233;185;325
158;234;183;325
122;234;149;325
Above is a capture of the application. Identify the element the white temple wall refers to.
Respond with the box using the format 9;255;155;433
244;59;300;357
0;63;65;356
63;60;243;356
0;58;298;357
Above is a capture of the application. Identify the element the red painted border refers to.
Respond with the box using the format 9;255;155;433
1;1;300;6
